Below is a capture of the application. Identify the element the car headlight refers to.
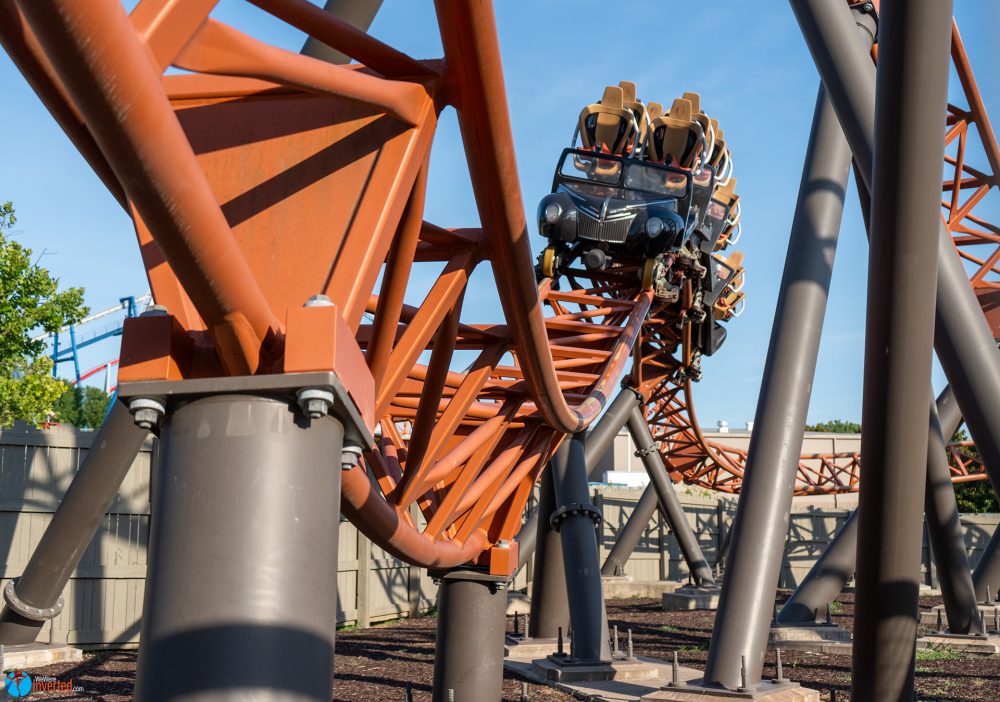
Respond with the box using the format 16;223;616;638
646;217;665;238
544;202;562;224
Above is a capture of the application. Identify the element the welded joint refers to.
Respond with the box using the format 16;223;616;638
3;579;63;622
550;503;602;532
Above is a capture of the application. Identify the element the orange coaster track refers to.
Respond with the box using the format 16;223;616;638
0;1;992;578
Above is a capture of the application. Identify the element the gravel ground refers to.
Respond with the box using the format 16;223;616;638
13;593;1000;701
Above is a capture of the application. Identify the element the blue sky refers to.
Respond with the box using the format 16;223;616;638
1;0;997;428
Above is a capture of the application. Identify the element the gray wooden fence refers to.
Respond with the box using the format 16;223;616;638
1;425;996;646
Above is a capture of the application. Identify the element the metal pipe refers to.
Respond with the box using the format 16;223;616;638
627;406;715;587
778;387;973;629
528;463;569;639
0;402;148;644
549;439;609;662
924;386;979;633
134;396;343;701
301;0;385;64
431;571;507;702
791;0;1000;525
515;506;538;572
850;2;953;700
777;509;859;625
973;527;1000;601
601;484;658;577
703;84;853;689
583;385;635;475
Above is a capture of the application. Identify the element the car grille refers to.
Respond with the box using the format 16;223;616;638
577;211;635;244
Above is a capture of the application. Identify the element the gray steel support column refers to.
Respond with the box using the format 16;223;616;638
301;0;385;63
528;463;569;639
702;85;852;689
0;402;147;644
134;395;343;702
973;528;1000;600
925;386;979;633
550;439;610;662
515;506;538;572
851;2;953;699
601;485;658;577
432;571;507;702
583;385;636;480
626;406;715;587
792;0;1000;528
779;385;975;629
777;509;859;624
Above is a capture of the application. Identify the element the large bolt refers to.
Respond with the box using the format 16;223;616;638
296;388;334;420
128;397;166;431
304;294;333;308
140;304;169;317
774;648;789;684
341;442;363;469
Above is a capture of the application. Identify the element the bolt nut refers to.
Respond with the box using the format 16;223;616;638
128;397;166;430
296;388;334;419
341;443;363;470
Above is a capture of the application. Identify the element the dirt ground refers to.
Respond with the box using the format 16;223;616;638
15;593;1000;701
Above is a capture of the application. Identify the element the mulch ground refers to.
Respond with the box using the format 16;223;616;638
14;593;1000;701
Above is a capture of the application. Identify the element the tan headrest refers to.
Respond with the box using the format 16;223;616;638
577;86;635;154
713;177;739;205
619;81;638;104
682;91;702;114
647;98;703;167
647;102;664;121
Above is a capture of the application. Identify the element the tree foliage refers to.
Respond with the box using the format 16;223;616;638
0;202;88;427
951;429;998;513
805;419;862;434
53;386;111;429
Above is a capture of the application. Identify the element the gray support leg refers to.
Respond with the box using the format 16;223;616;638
432;571;507;702
528;464;569;639
702;85;852;690
584;385;638;478
601;484;658;577
0;402;147;644
973;529;1000;601
549;439;610;663
515;506;538;573
300;0;385;62
791;0;1000;525
777;509;859;624
626;406;715;587
851;3;953;700
134;395;343;702
925;386;979;633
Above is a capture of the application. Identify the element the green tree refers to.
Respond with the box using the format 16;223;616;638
0;202;88;427
53;386;111;429
805;419;862;434
951;429;998;513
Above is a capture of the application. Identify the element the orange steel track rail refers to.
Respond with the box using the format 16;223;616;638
0;1;991;573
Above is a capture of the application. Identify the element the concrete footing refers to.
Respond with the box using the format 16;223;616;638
917;632;1000;654
532;654;661;683
662;586;721;611
641;681;820;701
0;643;83;669
603;576;684;600
767;623;852;654
507;590;531;616
504;636;559;660
919;603;999;627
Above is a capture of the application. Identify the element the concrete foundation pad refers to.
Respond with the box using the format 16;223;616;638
605;577;683;600
641;681;820;701
918;633;1000;654
533;654;662;683
662;586;721;611
0;643;83;670
505;636;559;660
766;624;852;654
506;653;691;701
920;603;998;627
